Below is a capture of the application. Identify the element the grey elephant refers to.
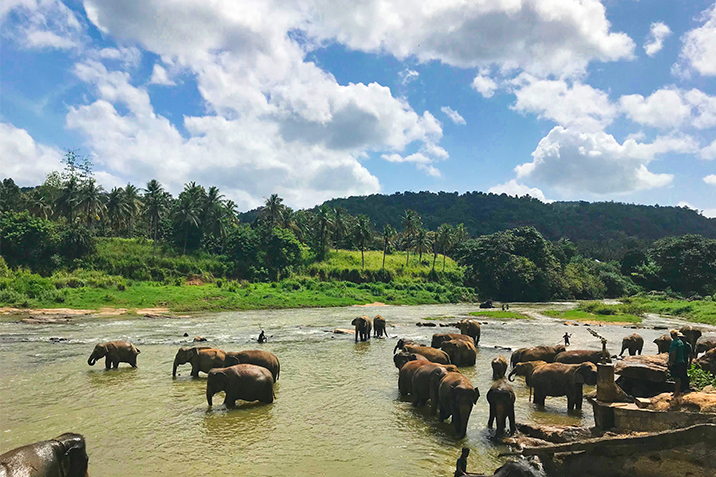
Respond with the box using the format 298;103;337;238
0;433;89;477
440;339;477;367
619;333;643;356
510;345;565;368
395;340;451;364
173;346;227;377
654;334;672;354
373;315;389;338
437;372;480;439
554;349;606;365
225;350;280;382
491;356;508;380
456;319;481;345
399;360;432;396
206;364;274;407
695;348;716;375
680;325;702;357
695;334;716;355
431;333;473;349
393;351;428;369
508;360;547;402
487;378;516;436
352;316;372;342
87;340;140;369
410;363;459;412
531;362;598;411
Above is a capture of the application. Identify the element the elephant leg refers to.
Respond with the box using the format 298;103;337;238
354;329;358;343
496;414;505;435
533;390;545;406
224;394;237;408
412;395;420;406
508;407;516;435
130;356;137;368
191;363;200;378
113;359;119;369
105;357;111;370
575;388;583;410
487;404;495;429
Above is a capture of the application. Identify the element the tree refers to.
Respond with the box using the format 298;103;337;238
414;227;432;264
55;175;81;222
354;215;373;269
263;193;285;227
78;179;106;228
105;187;127;234
172;193;200;255
401;209;421;265
202;186;226;241
122;184;143;237
314;205;334;260
435;223;454;271
333;207;349;247
0;179;24;213
380;224;396;269
143;179;169;254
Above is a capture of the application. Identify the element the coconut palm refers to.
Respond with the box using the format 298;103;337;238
55;175;81;222
123;184;143;237
314;205;334;260
333;207;349;247
354;215;374;269
202;186;226;240
78;179;106;228
106;187;128;234
401;209;421;265
380;224;396;269
453;223;468;248
26;189;54;220
263;193;284;227
435;223;455;272
414;228;432;265
143;180;169;253
173;193;200;255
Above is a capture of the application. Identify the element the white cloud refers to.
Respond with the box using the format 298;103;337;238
678;201;716;218
149;64;175;86
701;140;716;160
677;4;716;77
515;126;698;195
0;122;64;185
488;180;548;202
619;87;716;130
644;22;671;57
440;106;466;125
381;152;444;177
398;69;419;85
512;77;617;131
472;74;498;98
4;0;85;50
703;174;716;186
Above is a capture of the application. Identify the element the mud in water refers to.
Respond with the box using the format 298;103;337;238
0;303;692;476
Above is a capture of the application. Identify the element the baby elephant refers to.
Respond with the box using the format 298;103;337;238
87;340;140;369
491;356;508;380
620;333;644;356
225;350;280;382
206;364;275;408
0;432;89;477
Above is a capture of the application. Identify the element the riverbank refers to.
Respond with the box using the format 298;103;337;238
624;295;716;326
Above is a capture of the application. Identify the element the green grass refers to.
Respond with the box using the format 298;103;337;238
423;316;455;321
624;295;716;326
468;310;532;320
543;309;642;323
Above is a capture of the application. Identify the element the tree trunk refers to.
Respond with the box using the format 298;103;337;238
382;245;386;269
443;254;446;272
183;226;188;255
406;250;409;265
361;247;365;269
432;252;436;271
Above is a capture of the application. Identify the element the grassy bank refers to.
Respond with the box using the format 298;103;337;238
624;295;716;326
468;311;531;320
543;301;643;323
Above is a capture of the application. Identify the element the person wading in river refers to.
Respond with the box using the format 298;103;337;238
454;447;470;477
562;332;572;347
668;329;691;397
258;330;267;343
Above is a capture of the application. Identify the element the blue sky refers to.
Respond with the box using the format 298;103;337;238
1;0;716;214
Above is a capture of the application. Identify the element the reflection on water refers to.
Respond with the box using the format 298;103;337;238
0;303;683;476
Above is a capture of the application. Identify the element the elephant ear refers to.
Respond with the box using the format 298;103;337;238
225;354;240;366
573;365;589;384
189;347;200;359
211;371;228;390
106;342;117;353
58;434;88;477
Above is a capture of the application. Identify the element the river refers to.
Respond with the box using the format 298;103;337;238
0;303;694;476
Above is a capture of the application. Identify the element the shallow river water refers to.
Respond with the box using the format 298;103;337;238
0;303;694;476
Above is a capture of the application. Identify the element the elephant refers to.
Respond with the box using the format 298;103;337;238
352;316;372;342
510;345;566;368
225;350;280;382
410;363;460;412
440;339;477;367
464;458;546;477
554;349;607;365
456;319;481;345
619;333;643;356
393;351;429;369
87;340;140;369
206;364;274;407
398;360;432;396
530;362;598;411
437;372;480;439
0;432;89;477
400;344;451;365
373;315;389;338
695;334;716;355
431;333;473;349
479;300;494;309
393;338;420;353
654;334;672;354
508;360;547;402
491;356;508;380
679;325;702;357
695;348;716;375
172;346;227;377
487;378;516;436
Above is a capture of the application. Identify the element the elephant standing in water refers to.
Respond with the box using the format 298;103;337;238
173;347;227;377
398;360;431;396
491;356;508;380
393;351;428;369
456;319;481;345
431;333;473;349
620;333;644;356
395;339;451;364
554;349;607;365
440;339;477;367
437;372;480;439
87;340;140;369
487;378;516;436
410;363;459;412
530;362;598;411
680;325;702;357
225;350;280;382
352;316;372;342
654;334;672;354
373;315;389;338
510;345;565;368
0;432;89;477
206;364;274;407
508;360;547;402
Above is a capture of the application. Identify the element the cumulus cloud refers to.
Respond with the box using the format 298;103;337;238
398;69;419;85
512;76;617;131
441;106;466;125
149;64;175;85
701;140;716;160
644;22;671;57
619;87;716;130
0;122;64;184
3;0;85;50
472;74;498;98
677;4;716;77
703;174;716;186
488;180;548;202
515;127;698;195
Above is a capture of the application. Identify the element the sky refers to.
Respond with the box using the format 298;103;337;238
1;0;716;215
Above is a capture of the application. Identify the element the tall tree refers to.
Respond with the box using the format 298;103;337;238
414;227;432;264
172;193;200;255
401;209;421;265
263;193;285;227
55;175;81;222
436;223;455;272
105;187;127;234
380;224;396;269
123;184;143;237
78;179;106;228
202;186;226;241
354;215;373;269
314;205;334;260
333;207;349;247
143;179;169;254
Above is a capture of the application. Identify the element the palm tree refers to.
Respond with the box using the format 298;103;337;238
380;224;396;269
202;186;226;240
315;205;334;260
106;187;128;234
453;223;468;248
401;209;421;265
414;228;432;264
224;200;240;226
143;179;169;254
55;175;81;222
78;179;106;228
27;189;53;220
123;184;143;237
354;215;373;269
333;207;349;247
435;223;455;272
173;193;200;255
264;193;284;227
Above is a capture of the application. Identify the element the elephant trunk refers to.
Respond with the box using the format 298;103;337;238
87;356;96;366
206;387;214;406
508;369;516;382
172;358;180;377
393;343;400;353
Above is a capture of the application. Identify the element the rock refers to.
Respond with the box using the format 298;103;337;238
516;423;594;444
614;353;669;382
653;325;668;330
333;329;355;335
703;385;716;394
647;392;716;413
48;337;68;342
20;315;72;324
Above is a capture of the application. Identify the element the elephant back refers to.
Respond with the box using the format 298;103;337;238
226;350;280;381
404;345;451;364
554;350;602;364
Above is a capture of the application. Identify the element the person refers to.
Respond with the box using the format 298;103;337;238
455;447;470;477
668;329;691;396
258;330;267;343
563;332;571;347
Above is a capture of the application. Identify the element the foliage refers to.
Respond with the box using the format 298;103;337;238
468;310;531;319
542;309;642;323
625;295;716;326
688;364;716;390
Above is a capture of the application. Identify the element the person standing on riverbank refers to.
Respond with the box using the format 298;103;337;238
668;329;691;397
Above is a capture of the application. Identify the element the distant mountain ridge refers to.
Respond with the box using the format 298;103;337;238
240;191;716;243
